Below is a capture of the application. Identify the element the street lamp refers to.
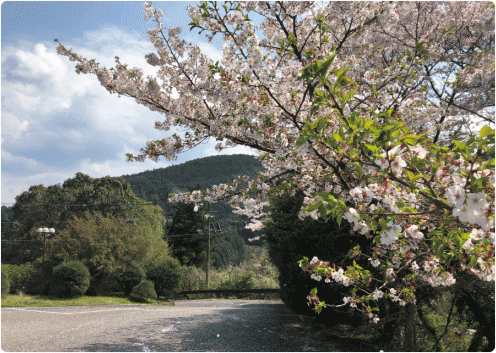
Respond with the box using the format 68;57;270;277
226;264;233;287
37;227;55;295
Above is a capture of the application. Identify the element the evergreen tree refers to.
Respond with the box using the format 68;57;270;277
166;185;211;268
264;191;367;327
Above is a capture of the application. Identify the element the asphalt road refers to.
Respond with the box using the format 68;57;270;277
2;299;341;352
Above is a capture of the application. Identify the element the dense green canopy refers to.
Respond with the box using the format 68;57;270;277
1;173;166;265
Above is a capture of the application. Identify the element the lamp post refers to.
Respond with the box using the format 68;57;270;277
226;264;233;287
37;227;55;295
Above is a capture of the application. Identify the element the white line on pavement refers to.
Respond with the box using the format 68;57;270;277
2;307;154;315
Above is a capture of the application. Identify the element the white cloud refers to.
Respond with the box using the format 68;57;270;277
1;153;171;204
1;171;73;205
196;42;224;62
77;27;159;77
1;150;40;169
2;42;98;119
196;137;260;159
78;155;170;179
1;25;259;205
1;112;29;140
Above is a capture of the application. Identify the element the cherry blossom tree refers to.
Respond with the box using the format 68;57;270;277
56;1;495;326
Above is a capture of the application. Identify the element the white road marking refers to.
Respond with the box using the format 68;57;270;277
161;325;174;332
2;307;153;315
132;342;151;352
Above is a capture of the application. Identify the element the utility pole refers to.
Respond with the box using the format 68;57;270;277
206;203;211;289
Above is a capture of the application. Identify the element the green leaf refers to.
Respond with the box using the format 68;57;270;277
335;67;349;83
333;132;344;142
371;86;377;99
480;126;494;138
470;255;478;269
354;162;362;177
295;136;309;148
315;90;325;99
336;213;343;228
484;159;495;170
317;192;333;201
304;200;323;213
411;174;424;182
365;144;378;153
453;140;466;151
316;54;336;79
316;117;328;133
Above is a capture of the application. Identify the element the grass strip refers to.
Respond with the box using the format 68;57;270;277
1;294;158;307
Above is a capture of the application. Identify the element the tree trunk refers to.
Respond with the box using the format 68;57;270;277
403;303;416;351
468;326;484;352
460;292;495;351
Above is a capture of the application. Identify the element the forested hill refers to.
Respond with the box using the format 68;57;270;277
122;154;262;210
121;154;264;242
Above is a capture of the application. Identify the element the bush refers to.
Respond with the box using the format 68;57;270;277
180;265;206;291
131;280;157;301
178;250;279;299
50;261;90;298
47;210;169;296
2;271;10;296
1;261;43;294
86;275;122;296
234;270;256;289
146;257;182;298
121;260;146;296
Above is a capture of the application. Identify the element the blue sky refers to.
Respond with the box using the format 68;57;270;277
1;1;256;205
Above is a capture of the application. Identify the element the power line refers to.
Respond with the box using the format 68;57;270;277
2;202;229;210
164;233;199;238
1;239;39;242
1;217;164;224
0;202;157;207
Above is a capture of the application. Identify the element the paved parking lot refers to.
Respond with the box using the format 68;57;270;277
2;299;341;352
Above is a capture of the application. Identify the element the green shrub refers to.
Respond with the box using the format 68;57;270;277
234;270;256;289
1;270;10;295
50;261;90;298
131;280;157;301
146;257;182;298
1;262;43;294
180;265;206;291
121;260;146;296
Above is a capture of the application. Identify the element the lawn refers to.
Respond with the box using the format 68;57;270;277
1;293;169;307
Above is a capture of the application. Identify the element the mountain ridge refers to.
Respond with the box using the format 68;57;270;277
121;154;264;244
